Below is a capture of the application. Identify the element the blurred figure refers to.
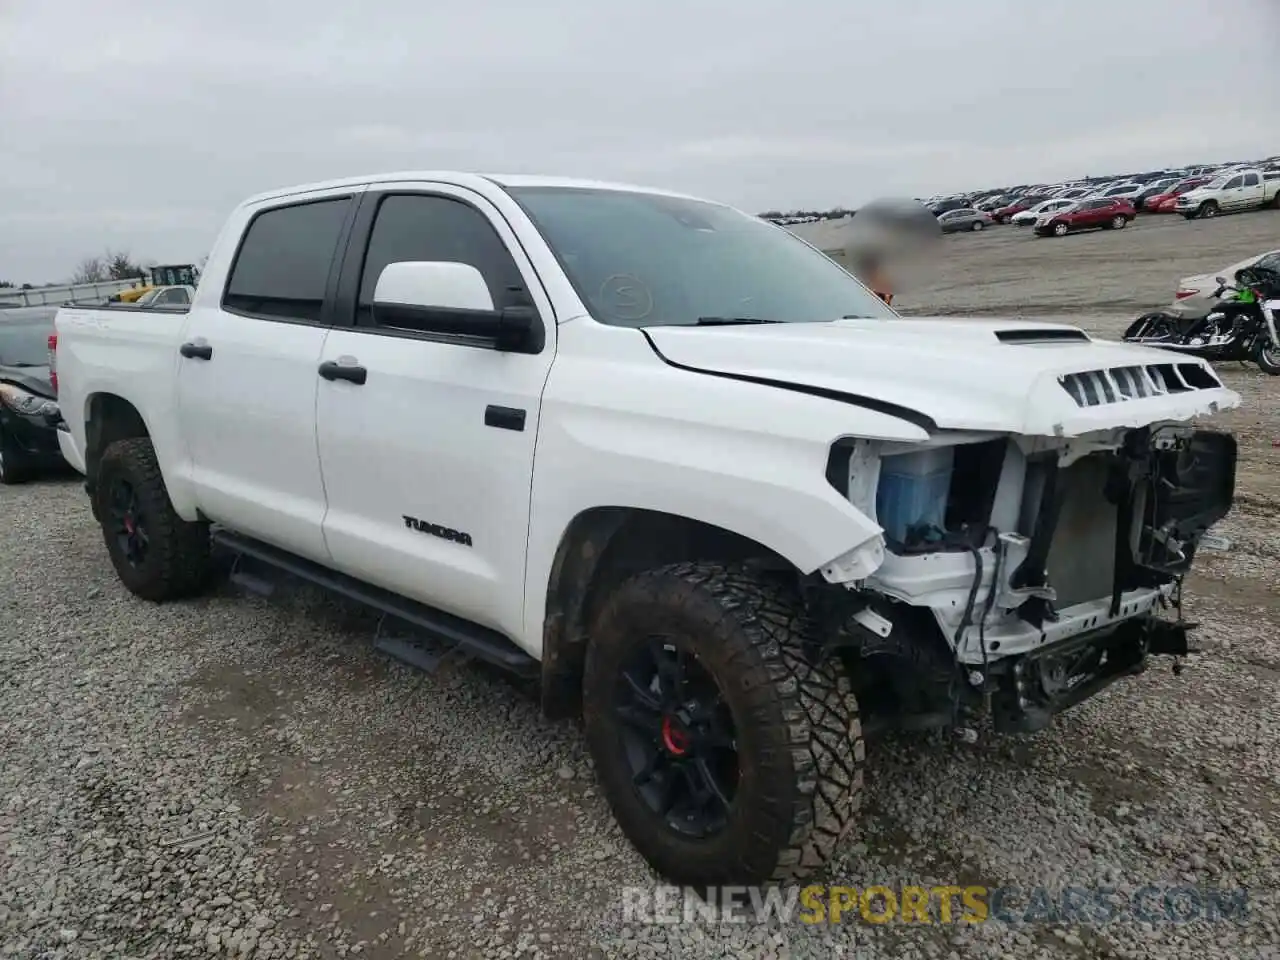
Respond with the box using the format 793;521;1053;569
855;251;894;305
841;198;940;309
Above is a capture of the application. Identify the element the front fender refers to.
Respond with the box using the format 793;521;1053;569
520;345;921;650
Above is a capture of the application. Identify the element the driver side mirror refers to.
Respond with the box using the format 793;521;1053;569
372;261;542;354
1215;276;1227;285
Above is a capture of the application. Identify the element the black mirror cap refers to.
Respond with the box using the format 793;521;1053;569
495;306;544;353
370;301;545;354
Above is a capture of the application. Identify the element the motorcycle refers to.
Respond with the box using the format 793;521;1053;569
1123;265;1280;375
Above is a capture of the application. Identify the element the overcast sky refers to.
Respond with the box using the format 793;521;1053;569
2;0;1278;283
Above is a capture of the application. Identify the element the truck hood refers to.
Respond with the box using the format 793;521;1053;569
644;317;1241;437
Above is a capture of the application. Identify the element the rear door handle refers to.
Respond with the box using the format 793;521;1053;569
179;341;212;360
319;360;367;385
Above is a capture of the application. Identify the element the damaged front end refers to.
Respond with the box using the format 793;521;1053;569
816;423;1237;735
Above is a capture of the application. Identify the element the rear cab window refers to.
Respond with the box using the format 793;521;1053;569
222;197;352;322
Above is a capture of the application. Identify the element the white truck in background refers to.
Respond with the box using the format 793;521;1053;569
53;172;1239;886
1176;167;1280;219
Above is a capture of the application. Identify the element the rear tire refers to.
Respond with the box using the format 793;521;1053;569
583;562;864;886
94;437;212;601
1112;215;1127;229
971;220;985;232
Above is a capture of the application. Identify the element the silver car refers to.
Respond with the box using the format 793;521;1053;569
937;208;995;233
1171;248;1280;316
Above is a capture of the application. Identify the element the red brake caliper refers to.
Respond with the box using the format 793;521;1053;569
661;715;690;756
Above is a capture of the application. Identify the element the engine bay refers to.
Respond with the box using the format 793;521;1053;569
822;425;1237;734
828;424;1237;649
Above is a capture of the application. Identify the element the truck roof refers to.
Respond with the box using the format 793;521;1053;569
242;172;712;207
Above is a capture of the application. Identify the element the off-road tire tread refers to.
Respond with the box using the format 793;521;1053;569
587;561;863;884
95;438;211;601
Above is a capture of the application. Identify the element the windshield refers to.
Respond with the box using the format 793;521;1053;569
0;318;53;367
1200;176;1228;189
506;187;897;327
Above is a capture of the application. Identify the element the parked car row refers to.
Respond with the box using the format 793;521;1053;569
922;156;1280;231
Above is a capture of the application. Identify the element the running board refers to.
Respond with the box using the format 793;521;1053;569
211;529;539;679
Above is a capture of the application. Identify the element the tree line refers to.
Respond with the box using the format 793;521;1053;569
71;249;149;284
1;250;151;290
758;207;856;221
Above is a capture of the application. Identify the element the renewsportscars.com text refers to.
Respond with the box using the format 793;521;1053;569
620;884;1249;926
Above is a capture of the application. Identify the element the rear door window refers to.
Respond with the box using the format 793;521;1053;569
223;197;351;322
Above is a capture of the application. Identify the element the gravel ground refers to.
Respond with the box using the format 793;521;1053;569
3;211;1279;960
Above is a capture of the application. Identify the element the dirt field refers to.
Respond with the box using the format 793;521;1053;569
2;211;1278;960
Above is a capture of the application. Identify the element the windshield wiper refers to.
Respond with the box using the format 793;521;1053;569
694;316;781;326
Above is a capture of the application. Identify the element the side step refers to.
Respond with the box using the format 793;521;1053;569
211;529;539;679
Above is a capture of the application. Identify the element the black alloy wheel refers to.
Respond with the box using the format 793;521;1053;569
107;476;150;569
615;635;738;839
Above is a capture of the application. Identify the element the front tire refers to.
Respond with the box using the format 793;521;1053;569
1256;338;1280;375
583;562;864;886
94;437;212;601
1053;222;1070;237
0;432;26;485
1198;201;1220;219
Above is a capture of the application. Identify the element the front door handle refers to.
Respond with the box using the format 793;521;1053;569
319;360;367;385
179;341;212;360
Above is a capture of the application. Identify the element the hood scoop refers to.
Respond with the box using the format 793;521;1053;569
995;328;1091;345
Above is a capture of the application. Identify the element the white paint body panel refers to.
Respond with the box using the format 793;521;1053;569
644;319;1239;436
315;181;556;642
54;170;1240;664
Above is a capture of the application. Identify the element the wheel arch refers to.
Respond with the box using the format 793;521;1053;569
84;392;152;492
538;506;792;719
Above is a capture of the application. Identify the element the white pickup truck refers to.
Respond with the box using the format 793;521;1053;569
54;172;1240;886
1175;167;1280;219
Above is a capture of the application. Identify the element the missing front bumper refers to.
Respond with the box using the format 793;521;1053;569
988;616;1195;734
